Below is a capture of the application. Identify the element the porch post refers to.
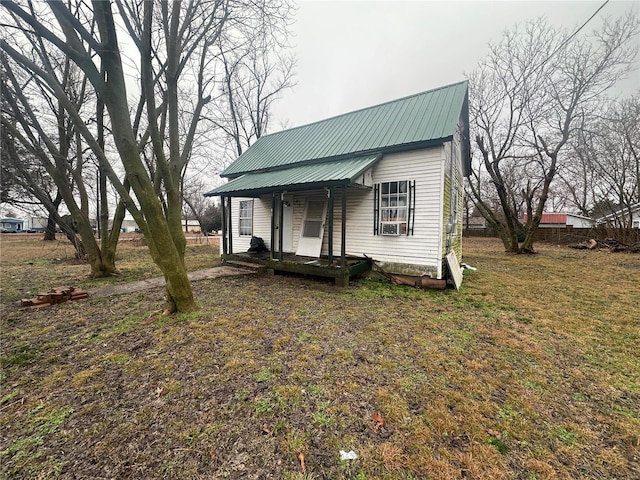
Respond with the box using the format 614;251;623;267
270;192;276;261
341;185;347;268
278;192;284;261
221;196;227;256
328;187;334;265
227;196;233;255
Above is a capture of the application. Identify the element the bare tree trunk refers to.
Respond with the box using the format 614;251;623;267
44;193;63;241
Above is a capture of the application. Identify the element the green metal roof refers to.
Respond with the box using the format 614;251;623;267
221;81;469;178
205;154;381;197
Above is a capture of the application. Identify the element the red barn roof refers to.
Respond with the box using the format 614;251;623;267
523;213;567;224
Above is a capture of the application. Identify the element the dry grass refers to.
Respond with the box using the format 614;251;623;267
1;237;639;479
0;234;220;303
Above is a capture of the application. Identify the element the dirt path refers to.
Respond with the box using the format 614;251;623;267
87;265;256;298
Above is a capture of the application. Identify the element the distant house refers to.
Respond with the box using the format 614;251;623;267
0;217;25;232
183;219;202;233
28;216;49;232
465;216;487;230
111;218;139;233
205;81;471;286
523;212;595;229
108;218;201;233
595;203;640;229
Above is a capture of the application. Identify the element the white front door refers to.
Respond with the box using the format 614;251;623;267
276;195;293;252
296;198;328;257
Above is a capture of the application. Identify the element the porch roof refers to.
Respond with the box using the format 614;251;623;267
205;153;381;197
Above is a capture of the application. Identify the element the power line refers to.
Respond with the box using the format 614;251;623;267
536;0;610;71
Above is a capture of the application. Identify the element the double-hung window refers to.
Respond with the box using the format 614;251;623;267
374;180;415;236
238;200;253;236
380;181;408;235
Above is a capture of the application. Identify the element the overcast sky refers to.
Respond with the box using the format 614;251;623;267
271;0;640;130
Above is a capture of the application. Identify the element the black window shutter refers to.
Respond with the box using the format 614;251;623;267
373;183;379;235
408;180;416;236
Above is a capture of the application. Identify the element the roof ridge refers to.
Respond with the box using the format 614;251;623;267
262;80;468;139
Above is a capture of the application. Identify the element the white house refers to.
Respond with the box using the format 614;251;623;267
205;81;471;286
27;216;49;231
182;219;202;233
523;212;596;228
596;203;640;229
119;218;139;232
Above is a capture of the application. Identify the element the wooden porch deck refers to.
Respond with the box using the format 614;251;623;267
222;252;371;286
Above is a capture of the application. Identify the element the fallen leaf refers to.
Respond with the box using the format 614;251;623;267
143;309;163;325
298;452;305;471
373;411;385;430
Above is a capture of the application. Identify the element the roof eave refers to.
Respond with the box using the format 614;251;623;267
205;179;354;198
205;155;382;198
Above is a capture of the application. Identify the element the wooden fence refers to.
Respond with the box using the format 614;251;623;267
464;227;639;245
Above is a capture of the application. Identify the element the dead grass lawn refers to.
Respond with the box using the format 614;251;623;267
1;237;638;479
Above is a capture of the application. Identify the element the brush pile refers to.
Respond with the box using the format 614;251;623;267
568;238;640;253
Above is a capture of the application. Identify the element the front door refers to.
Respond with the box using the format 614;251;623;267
296;198;327;257
275;195;293;252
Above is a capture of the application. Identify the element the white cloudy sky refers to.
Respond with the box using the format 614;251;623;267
271;0;640;129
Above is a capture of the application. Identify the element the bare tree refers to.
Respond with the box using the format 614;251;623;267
1;46;125;273
181;173;214;232
572;94;640;228
1;121;78;243
556;127;601;217
0;116;64;237
202;1;295;169
215;45;295;158
1;0;203;311
1;0;294;313
467;13;639;253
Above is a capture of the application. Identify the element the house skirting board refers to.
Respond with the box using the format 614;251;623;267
371;260;438;278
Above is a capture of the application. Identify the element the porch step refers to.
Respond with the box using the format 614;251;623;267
223;259;266;271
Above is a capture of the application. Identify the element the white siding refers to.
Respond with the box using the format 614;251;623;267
253;197;273;243
326;148;445;275
225;197;272;253
566;214;595;228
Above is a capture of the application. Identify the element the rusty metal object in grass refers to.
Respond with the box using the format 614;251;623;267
21;286;89;308
386;273;447;289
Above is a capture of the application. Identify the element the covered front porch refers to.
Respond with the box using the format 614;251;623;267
206;155;382;286
219;184;371;286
